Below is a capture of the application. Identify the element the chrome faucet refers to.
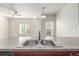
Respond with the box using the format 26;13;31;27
39;31;41;41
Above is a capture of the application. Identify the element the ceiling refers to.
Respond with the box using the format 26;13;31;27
0;3;66;18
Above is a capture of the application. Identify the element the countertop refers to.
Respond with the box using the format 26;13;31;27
0;45;79;51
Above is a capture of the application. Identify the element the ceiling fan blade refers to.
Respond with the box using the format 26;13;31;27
7;11;22;16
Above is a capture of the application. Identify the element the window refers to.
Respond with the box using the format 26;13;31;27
45;21;55;40
19;24;30;35
46;21;54;36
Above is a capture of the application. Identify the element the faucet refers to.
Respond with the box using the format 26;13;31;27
38;31;42;45
38;31;41;41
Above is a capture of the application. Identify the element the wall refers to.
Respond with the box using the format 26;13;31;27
56;3;79;47
0;16;9;48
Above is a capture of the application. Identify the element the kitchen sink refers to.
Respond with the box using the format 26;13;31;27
41;40;56;46
23;40;38;46
20;31;56;47
22;40;56;47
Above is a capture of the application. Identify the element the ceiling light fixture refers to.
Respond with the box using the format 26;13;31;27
33;16;36;19
40;6;46;19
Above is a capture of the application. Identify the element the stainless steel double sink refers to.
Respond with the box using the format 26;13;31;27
22;40;56;47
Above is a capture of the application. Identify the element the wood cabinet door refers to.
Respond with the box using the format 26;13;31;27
13;51;70;56
70;51;79;56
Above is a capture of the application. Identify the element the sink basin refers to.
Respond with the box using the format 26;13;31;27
41;40;56;46
22;40;56;47
23;40;38;46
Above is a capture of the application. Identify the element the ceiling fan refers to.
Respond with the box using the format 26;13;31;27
0;5;46;19
33;6;47;19
40;6;46;19
0;5;22;18
8;10;22;16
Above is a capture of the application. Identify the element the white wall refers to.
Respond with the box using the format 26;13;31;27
0;16;9;48
56;3;79;47
56;3;79;37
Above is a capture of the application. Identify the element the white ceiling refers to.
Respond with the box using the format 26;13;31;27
0;3;66;18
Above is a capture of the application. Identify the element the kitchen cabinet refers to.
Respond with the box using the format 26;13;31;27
70;51;79;56
13;51;70;56
0;51;12;56
0;51;79;56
